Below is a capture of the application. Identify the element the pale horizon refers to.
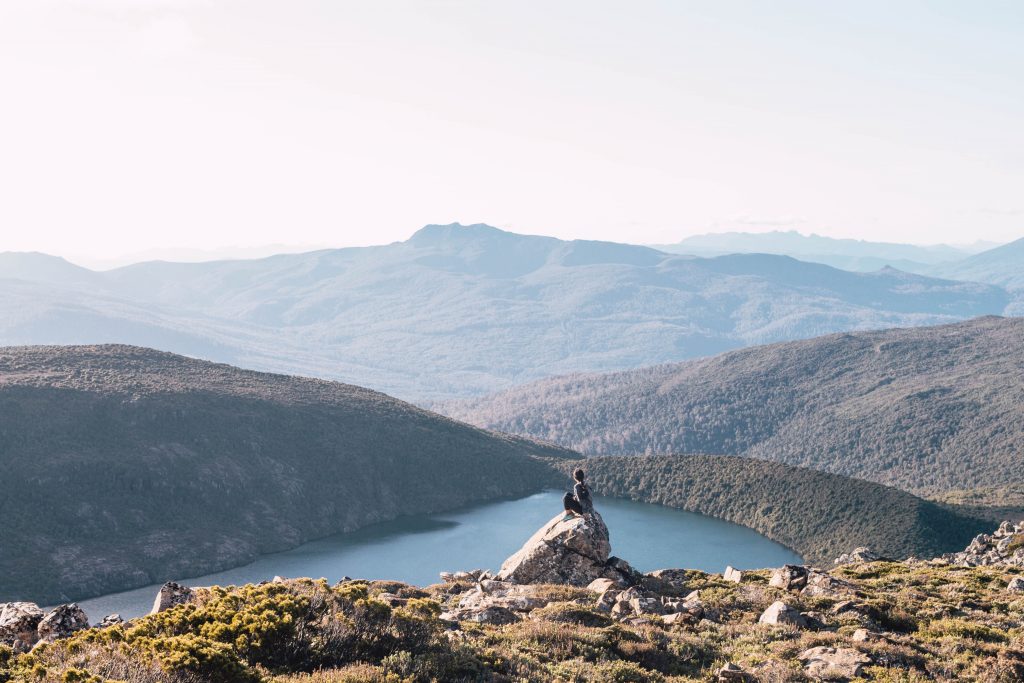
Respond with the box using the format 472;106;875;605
2;1;1022;264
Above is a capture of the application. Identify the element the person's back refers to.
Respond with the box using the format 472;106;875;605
572;468;593;514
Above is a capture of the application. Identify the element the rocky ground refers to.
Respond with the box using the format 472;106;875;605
2;514;1023;682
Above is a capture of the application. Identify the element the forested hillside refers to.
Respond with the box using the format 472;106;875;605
569;455;991;565
444;316;1024;495
0;345;578;604
0;223;1012;400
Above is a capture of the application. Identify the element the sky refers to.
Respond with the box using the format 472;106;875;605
0;0;1022;265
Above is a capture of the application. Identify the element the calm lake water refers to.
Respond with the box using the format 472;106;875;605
72;491;800;622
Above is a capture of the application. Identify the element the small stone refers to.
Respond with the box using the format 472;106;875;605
1007;577;1024;593
98;614;124;628
150;582;195;614
272;575;287;583
723;566;743;583
758;601;807;627
717;662;752;681
661;612;693;626
798;646;871;679
851;628;880;642
587;578;617;594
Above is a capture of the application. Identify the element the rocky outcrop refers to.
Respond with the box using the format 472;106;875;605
496;511;636;587
0;603;44;652
833;547;882;565
1;602;90;652
36;604;89;643
150;582;195;614
944;520;1024;567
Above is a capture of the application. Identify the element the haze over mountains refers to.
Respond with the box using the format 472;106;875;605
0;224;1015;401
653;230;1000;274
442;316;1024;496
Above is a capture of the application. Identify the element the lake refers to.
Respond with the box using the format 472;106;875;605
72;491;801;621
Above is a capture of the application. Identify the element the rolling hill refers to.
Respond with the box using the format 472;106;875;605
0;344;577;604
931;236;1024;291
441;316;1024;495
0;224;1013;400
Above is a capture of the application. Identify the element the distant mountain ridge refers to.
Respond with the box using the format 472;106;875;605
930;236;1024;291
0;344;577;604
441;316;1024;495
0;224;1013;400
652;230;982;273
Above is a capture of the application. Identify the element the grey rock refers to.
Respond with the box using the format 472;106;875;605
37;604;89;643
98;614;125;628
758;601;807;627
1008;577;1024;593
769;564;809;590
497;510;629;586
717;662;752;681
0;602;44;651
150;581;195;614
723;566;743;583
833;547;881;565
798;646;871;679
441;605;519;625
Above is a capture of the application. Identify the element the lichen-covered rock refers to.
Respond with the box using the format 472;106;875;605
1008;577;1024;593
758;601;807;627
0;602;44;651
833;547;882;566
798;646;871;679
769;564;809;590
496;510;632;586
441;605;519;625
98;614;125;628
723;566;743;583
150;581;195;614
36;604;89;643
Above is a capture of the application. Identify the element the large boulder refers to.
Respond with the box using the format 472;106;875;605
0;602;44;651
37;604;89;643
496;510;633;586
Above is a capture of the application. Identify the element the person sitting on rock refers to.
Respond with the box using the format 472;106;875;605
559;468;593;521
572;468;594;514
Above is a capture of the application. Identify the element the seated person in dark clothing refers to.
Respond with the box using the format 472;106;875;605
560;468;592;521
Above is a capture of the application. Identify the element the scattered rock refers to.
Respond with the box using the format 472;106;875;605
595;589;619;613
798;646;871;679
587;578;617;594
758;601;807;627
717;662;752;681
1008;577;1024;593
440;605;519;625
851;628;881;642
660;611;694;626
150;581;195;614
833;547;882;566
769;564;809;590
0;602;44;651
723;566;743;583
643;568;691;594
801;569;855;598
36;604;89;643
98;614;125;628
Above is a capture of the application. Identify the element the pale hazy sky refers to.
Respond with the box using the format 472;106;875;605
1;0;1022;263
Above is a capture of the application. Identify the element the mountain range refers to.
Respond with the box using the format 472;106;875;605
652;230;1004;274
441;316;1024;496
0;224;1014;401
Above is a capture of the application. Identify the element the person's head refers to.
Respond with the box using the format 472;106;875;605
573;468;585;483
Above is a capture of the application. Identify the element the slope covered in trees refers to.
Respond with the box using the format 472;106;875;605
0;345;578;605
566;456;990;565
443;316;1024;495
